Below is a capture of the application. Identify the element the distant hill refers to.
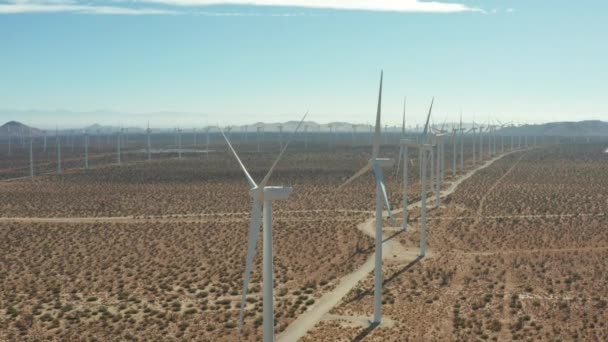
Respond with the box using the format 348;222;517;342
0;121;43;136
499;120;608;137
83;124;145;134
2;119;607;136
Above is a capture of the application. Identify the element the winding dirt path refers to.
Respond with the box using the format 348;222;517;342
477;152;527;216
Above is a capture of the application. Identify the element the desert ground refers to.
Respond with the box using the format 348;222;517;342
1;133;606;341
302;143;608;342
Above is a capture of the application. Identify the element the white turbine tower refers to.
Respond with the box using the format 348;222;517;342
146;123;152;161
116;128;122;165
395;96;407;178
177;127;183;159
452;125;457;178
206;126;211;153
469;123;478;165
56;128;62;174
231;113;307;342
433;133;445;208
257;124;263;153
339;71;395;325
7;124;11;157
84;130;89;170
478;124;485;161
43;130;47;153
418;101;435;258
459;114;465;173
29;128;34;179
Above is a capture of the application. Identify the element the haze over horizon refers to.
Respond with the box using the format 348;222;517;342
1;1;606;127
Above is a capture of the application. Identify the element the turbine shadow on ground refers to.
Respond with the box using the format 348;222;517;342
344;254;423;306
352;321;380;342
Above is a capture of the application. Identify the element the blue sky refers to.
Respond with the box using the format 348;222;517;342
0;1;607;128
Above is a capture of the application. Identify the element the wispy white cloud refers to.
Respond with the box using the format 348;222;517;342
0;0;483;14
0;1;177;14
135;0;482;13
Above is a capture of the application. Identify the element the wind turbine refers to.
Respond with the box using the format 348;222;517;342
231;113;308;342
418;100;435;258
84;130;89;170
70;129;74;152
177;127;183;159
395;96;406;178
467;122;478;165
459;113;465;173
43;130;47;153
451;124;458;178
338;71;394;325
56;127;62;174
29;127;34;179
278;124;284;150
96;128;101;150
7;124;11;157
395;96;409;231
478;124;485;161
116;127;122;165
256;124;263;153
205;126;211;153
398;97;434;233
433;132;445;208
146;123;152;161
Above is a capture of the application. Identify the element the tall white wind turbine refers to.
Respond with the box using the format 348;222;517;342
29;128;34;179
395;96;406;178
56;127;62;174
338;71;395;325
43;130;47;153
418;99;435;258
398;97;434;233
230;113;308;342
116;128;122;165
146;123;152;161
7;124;11;157
84;130;89;170
395;96;409;231
459;113;465;173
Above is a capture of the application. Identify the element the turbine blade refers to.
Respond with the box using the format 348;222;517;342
258;111;308;189
372;71;383;159
402;96;406;136
459;111;462;131
395;145;403;178
422;97;434;142
338;163;372;190
220;127;257;189
237;198;263;339
371;161;395;225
